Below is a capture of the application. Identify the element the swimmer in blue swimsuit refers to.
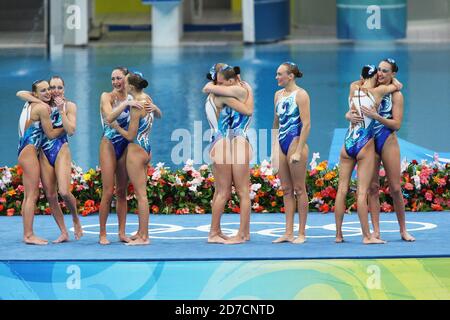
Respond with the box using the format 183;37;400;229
363;58;415;242
272;62;311;245
110;71;162;246
203;63;254;244
336;64;401;244
17;80;65;245
16;76;83;242
99;66;133;245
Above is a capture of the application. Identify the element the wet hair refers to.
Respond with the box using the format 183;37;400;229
206;63;226;83
361;64;377;79
217;64;241;81
382;58;399;73
113;66;129;76
127;71;148;90
32;79;47;93
282;61;303;78
49;75;65;86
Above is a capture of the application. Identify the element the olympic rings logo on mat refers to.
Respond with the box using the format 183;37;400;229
71;221;437;240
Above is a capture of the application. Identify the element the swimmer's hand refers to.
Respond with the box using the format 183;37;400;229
348;110;364;125
360;105;379;120
290;153;301;164
54;97;65;111
392;78;403;91
110;121;120;130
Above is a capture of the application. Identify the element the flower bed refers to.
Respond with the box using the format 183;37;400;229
0;155;448;216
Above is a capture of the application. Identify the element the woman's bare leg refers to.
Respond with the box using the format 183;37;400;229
99;139;117;245
288;142;309;244
334;147;355;243
357;141;386;244
39;151;69;243
19;146;48;245
225;137;252;244
368;154;382;239
272;149;295;244
208;138;232;243
116;149;130;243
125;144;150;246
381;134;415;241
54;144;83;240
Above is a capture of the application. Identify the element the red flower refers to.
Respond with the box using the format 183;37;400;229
0;204;3;212
6;208;15;216
232;206;240;213
412;160;418;165
319;204;330;213
44;207;52;215
431;204;443;211
151;205;159;213
0;197;6;203
84;200;95;208
425;191;433;202
280;207;285;213
381;202;393;212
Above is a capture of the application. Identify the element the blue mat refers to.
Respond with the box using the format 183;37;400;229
0;212;449;261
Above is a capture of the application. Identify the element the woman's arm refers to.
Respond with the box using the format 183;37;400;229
59;100;77;136
16;91;42;104
143;96;162;118
221;97;253;116
111;108;141;142
36;104;65;139
361;91;403;131
373;78;402;97
291;90;311;162
202;82;247;100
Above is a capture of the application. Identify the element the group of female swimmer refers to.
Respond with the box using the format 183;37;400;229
15;59;414;246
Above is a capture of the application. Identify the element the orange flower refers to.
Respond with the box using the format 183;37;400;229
7;208;15;216
16;166;23;176
151;205;159;213
315;178;324;187
7;189;16;196
271;201;277;207
267;175;275;181
44;207;52;215
324;171;336;181
252;169;260;178
276;190;284;197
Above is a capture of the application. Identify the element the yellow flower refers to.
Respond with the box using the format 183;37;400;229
88;168;96;175
316;161;328;171
83;173;91;181
7;189;16;196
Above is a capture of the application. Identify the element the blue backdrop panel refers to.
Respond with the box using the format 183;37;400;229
337;0;407;40
254;0;290;42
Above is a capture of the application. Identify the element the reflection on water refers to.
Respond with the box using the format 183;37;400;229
1;43;449;170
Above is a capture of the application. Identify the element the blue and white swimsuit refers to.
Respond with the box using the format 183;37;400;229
205;95;232;152
373;93;394;155
344;89;375;159
18;102;43;156
275;90;302;155
136;111;154;154
41;104;68;166
101;94;132;159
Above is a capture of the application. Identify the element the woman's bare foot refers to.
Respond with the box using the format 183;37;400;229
208;234;228;244
119;234;131;243
24;235;49;245
99;235;110;245
125;237;150;246
272;234;294;243
129;231;139;241
401;231;415;242
363;237;387;244
371;231;381;239
53;232;70;244
292;234;306;244
218;233;230;240
73;221;83;240
225;235;246;245
335;234;344;243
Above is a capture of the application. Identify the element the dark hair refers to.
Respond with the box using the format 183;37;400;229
383;58;399;73
49;75;65;86
282;62;303;78
218;64;241;81
361;64;377;79
113;66;129;76
127;71;148;90
32;79;47;93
